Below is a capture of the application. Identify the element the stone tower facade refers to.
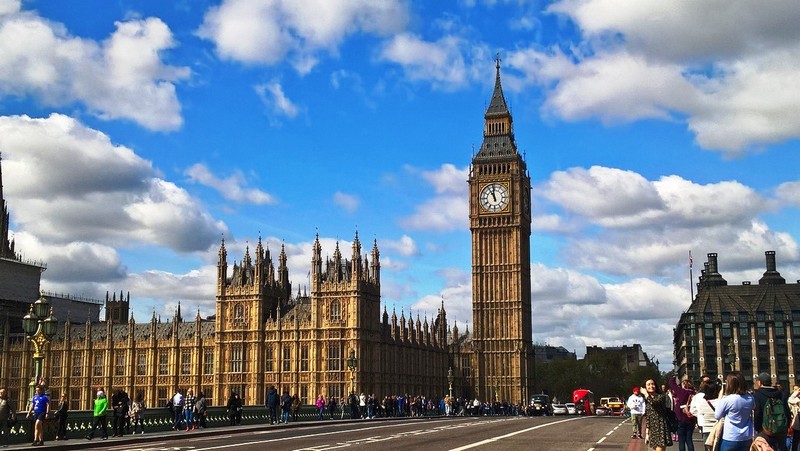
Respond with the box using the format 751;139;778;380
467;58;534;404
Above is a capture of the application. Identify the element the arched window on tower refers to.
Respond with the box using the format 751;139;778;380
331;300;342;322
233;304;245;326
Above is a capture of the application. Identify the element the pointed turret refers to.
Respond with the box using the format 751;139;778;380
217;238;228;296
311;232;322;283
476;54;518;160
0;153;14;260
370;239;380;284
351;230;362;279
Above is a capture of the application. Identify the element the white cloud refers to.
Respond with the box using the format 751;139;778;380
529;0;800;154
400;164;469;232
198;0;409;73
775;181;800;206
0;6;189;130
383;235;419;258
332;191;360;213
255;81;300;123
0;114;227;253
185;163;276;205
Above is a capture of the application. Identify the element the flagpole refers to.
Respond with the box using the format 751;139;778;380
689;250;694;302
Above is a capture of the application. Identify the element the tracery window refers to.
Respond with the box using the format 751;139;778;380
231;346;244;373
282;347;291;372
300;345;309;371
181;350;192;375
265;345;274;372
72;353;83;377
327;344;340;371
330;300;342;321
137;354;147;376
158;351;169;375
93;353;104;377
204;350;214;374
114;352;126;376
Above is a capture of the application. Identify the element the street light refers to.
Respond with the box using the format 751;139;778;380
22;292;58;403
447;367;454;398
724;340;736;372
346;349;357;395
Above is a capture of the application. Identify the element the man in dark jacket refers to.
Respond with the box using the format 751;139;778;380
110;389;129;437
754;372;790;451
265;386;279;424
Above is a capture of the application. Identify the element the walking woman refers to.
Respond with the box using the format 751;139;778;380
130;391;146;434
316;394;326;420
641;378;673;451
53;394;68;440
714;371;754;451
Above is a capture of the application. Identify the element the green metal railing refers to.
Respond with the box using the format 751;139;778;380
2;405;347;445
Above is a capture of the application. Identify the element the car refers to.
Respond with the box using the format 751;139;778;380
565;403;577;415
529;394;552;416
552;404;567;415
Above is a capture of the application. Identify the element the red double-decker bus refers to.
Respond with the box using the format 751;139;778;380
573;389;594;416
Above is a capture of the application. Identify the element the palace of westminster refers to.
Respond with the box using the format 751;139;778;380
3;61;800;412
0;61;535;410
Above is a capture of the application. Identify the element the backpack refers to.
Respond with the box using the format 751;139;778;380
762;395;788;436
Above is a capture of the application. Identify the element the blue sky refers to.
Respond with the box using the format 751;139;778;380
2;0;800;370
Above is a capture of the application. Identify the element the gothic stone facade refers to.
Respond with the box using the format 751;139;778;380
0;232;449;411
674;251;800;387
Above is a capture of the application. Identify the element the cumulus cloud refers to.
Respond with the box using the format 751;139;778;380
400;164;469;232
198;0;409;73
528;0;800;154
332;191;360;213
383;235;419;258
0;4;190;130
185;163;276;205
379;34;481;90
0;114;227;253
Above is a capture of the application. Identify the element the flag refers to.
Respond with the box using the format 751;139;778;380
689;251;693;268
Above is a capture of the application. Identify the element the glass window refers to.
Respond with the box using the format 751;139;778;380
282;347;291;372
72;353;83;377
704;324;715;338
136;354;147;376
774;322;786;337
93;353;104;377
739;324;750;337
721;324;732;338
756;311;766;321
158;351;169;375
757;322;767;337
204;350;214;374
51;354;62;377
327;344;340;371
181;350;191;375
300;345;309;372
265;345;274;372
330;301;341;321
157;387;168;409
10;355;20;378
231;346;243;373
114;352;125;376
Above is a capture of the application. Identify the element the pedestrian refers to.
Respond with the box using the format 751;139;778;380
53;393;68;440
26;385;49;446
359;393;367;419
627;386;645;439
171;390;185;430
111;388;129;437
714;371;755;451
316;394;325;420
130;391;146;434
0;388;17;447
281;390;291;424
85;389;109;440
788;385;800;451
291;394;301;422
226;392;238;426
327;396;337;419
690;378;722;441
266;385;279;424
195;392;208;429
184;388;196;431
753;372;789;451
641;378;673;451
669;376;697;451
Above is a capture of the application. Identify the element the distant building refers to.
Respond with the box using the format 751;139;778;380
674;251;800;387
534;344;577;362
584;344;657;372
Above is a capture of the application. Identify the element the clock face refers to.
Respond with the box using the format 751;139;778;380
479;183;509;212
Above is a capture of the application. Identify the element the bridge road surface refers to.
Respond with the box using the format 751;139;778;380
23;415;709;451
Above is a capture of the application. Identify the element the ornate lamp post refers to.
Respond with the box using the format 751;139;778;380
447;367;454;398
22;292;58;403
346;349;357;395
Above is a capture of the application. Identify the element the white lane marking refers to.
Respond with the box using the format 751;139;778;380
447;417;586;451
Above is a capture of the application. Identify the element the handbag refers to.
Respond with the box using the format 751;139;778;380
704;419;723;451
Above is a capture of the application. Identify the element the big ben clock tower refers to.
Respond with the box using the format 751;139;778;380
469;57;533;404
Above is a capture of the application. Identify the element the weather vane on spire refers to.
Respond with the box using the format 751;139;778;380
495;51;501;68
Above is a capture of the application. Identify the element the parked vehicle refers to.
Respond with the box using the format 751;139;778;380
565;403;577;415
552;404;567;415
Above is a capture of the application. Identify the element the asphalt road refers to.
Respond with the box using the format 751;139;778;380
9;415;708;450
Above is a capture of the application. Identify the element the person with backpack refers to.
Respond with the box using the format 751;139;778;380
754;372;790;451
